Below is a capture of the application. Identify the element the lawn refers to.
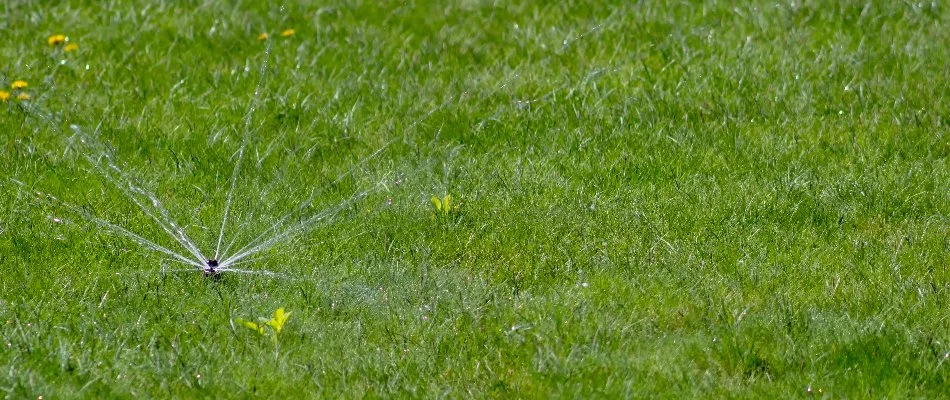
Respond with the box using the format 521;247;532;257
2;0;950;397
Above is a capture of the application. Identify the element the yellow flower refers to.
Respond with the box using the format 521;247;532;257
11;80;27;90
64;43;79;52
280;29;295;37
48;34;67;46
17;93;30;101
0;91;9;102
257;32;269;41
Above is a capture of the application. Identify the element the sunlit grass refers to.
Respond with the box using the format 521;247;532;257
2;0;950;398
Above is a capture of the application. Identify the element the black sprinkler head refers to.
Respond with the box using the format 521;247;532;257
203;259;221;278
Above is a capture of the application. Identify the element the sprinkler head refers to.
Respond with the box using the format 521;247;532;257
203;259;221;278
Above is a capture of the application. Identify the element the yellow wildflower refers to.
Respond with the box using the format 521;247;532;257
48;34;67;46
280;29;295;37
257;32;269;41
17;93;30;101
0;91;9;102
11;80;27;90
64;43;79;52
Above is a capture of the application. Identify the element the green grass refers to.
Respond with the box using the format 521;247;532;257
3;0;950;397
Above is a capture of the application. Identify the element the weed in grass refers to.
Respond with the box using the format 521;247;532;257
430;194;459;220
235;307;292;343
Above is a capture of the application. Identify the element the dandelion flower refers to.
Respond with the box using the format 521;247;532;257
17;93;30;101
257;32;269;41
280;29;295;37
48;34;67;46
0;91;9;102
64;43;79;52
11;80;28;90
